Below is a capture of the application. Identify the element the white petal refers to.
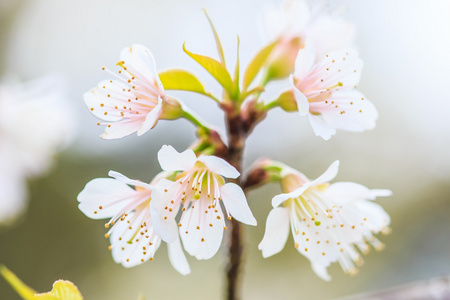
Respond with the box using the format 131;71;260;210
179;204;201;257
258;207;290;258
83;84;123;122
110;209;161;267
325;182;391;205
137;100;163;136
78;178;137;219
311;160;339;186
149;205;178;243
167;236;191;275
308;114;336;140
199;156;240;179
220;183;256;226
321;90;378;132
150;179;180;226
311;263;332;281
196;203;224;260
291;76;309;116
370;189;392;198
100;121;142;140
157;145;197;172
353;201;391;231
108;171;153;190
272;183;312;207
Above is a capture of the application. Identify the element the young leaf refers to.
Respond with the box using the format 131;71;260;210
1;265;83;300
159;69;207;94
35;281;83;300
243;40;278;90
183;42;234;96
202;9;226;67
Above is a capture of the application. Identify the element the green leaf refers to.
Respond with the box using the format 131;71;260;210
203;9;226;67
243;40;278;90
183;42;234;96
159;69;207;94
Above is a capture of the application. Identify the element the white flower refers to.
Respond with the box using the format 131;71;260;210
84;44;183;139
0;76;74;224
260;0;355;57
258;161;391;281
292;46;378;140
150;145;257;260
77;170;190;275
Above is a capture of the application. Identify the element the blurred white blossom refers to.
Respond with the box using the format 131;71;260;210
260;0;355;57
0;76;75;224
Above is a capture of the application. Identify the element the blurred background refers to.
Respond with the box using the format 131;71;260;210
0;0;449;299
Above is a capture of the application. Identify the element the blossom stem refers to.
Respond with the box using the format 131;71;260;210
224;106;246;300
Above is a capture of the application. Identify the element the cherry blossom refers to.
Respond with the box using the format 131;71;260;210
150;145;257;260
78;170;190;275
258;161;391;280
84;44;184;139
292;46;378;140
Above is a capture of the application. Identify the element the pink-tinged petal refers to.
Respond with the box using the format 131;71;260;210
157;145;197;172
78;178;137;219
311;263;332;281
294;42;316;80
220;183;256;226
308;114;336;140
291;76;309;116
150;205;178;243
120;44;164;94
199;156;240;179
100;121;142;140
258;207;290;258
108;171;153;190
137;100;163;136
311;160;339;186
317;49;362;89
167;236;191;275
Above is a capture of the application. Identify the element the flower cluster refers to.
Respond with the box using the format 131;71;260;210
78;0;391;283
